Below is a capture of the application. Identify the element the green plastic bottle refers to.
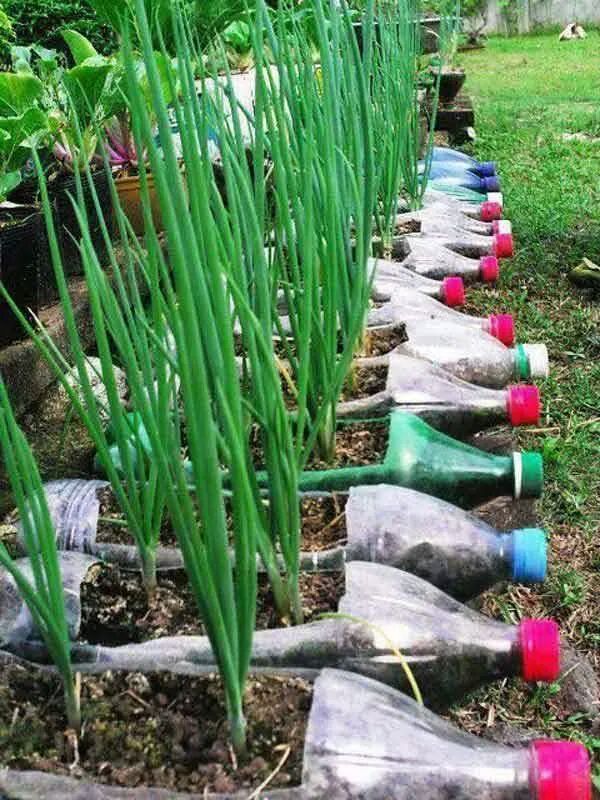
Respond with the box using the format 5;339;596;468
291;411;543;508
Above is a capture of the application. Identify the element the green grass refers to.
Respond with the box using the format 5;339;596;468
451;32;600;786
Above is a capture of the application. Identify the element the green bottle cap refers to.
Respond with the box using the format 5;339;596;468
513;451;544;499
514;344;531;381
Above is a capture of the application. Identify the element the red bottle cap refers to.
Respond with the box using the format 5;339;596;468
479;255;500;283
493;232;514;259
530;741;591;800
507;385;541;426
480;201;502;222
488;313;515;345
441;276;465;307
519;619;561;682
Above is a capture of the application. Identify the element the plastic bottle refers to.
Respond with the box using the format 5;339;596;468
423;166;501;194
369;257;466;307
427;180;488;203
396;203;497;236
431;145;497;176
367;289;516;345
337;562;559;703
305;669;592;800
422;187;504;221
405;227;514;260
397;235;501;282
294;411;544;507
345;484;547;600
393;321;550;389
338;353;541;436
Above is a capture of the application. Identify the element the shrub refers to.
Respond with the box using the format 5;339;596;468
0;3;14;65
4;0;116;55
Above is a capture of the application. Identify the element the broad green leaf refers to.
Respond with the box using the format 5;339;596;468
62;61;111;126
0;108;49;164
62;30;99;65
0;73;44;117
11;46;33;74
0;170;22;201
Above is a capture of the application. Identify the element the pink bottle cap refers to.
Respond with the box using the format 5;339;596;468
507;385;541;426
479;255;499;283
493;232;514;259
530;741;591;800
441;276;465;307
488;313;515;345
480;201;502;222
519;619;561;682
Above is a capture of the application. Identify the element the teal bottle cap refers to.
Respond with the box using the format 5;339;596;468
512;528;547;583
513;451;544;498
514;344;531;381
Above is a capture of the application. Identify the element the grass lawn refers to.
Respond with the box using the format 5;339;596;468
454;31;600;786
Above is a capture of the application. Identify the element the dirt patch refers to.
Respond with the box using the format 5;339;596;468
301;495;348;551
80;564;345;646
0;663;310;795
340;364;389;401
306;420;390;470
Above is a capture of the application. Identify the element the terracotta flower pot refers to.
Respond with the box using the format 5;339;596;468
115;173;163;237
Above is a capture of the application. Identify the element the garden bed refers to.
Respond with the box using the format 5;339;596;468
0;662;310;795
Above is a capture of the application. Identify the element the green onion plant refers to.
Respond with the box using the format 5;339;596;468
0;378;81;733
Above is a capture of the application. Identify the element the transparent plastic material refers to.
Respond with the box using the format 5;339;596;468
304;669;586;800
424;167;500;194
338;353;537;437
406;228;501;260
345;484;546;600
398;234;491;282
369;257;463;303
431;146;497;176
397;202;494;235
396;321;526;388
367;288;508;340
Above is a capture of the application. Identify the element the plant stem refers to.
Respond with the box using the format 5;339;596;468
64;673;82;734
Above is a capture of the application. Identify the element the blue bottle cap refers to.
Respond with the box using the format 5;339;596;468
478;161;497;178
484;175;501;193
512;528;547;583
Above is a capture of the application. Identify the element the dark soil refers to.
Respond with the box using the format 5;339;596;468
306;420;390;470
0;663;310;794
80;564;345;646
361;324;407;357
340;363;388;400
95;492;349;552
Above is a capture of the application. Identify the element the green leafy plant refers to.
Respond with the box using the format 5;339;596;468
0;377;81;732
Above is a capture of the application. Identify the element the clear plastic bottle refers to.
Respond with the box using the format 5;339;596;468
405;227;514;261
394;320;549;388
367;289;516;345
304;669;592;800
338;352;541;436
345;484;547;600
421;187;504;221
294;411;544;507
369;257;466;307
397;235;501;283
397;202;495;236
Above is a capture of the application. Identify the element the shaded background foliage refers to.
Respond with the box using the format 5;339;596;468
4;0;116;55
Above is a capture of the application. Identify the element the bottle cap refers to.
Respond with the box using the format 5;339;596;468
521;344;550;379
478;160;497;177
519;619;561;682
492;219;513;235
530;741;591;800
507;385;541;426
480;201;503;222
484;175;501;192
479;255;500;282
513;451;544;498
441;276;465;307
488;313;515;345
487;191;504;207
493;232;514;259
512;529;547;583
